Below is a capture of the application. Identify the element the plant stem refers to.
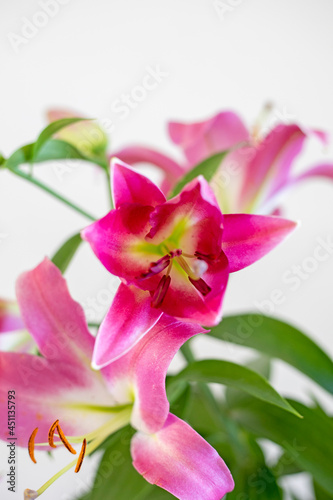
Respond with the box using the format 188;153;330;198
10;167;96;221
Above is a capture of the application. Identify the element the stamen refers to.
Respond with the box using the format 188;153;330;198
28;427;39;464
194;251;218;262
137;254;170;281
24;489;39;499
176;255;199;281
48;419;59;448
74;438;87;473
151;275;171;308
56;423;77;455
188;277;211;296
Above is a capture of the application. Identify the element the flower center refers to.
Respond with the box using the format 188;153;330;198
137;248;215;308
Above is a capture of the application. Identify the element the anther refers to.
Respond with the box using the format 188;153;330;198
194;251;218;262
151;275;171;308
188;277;211;296
48;419;59;448
28;427;39;464
75;438;87;473
138;254;171;281
56;423;77;455
24;489;39;499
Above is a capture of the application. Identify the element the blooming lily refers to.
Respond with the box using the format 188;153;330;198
113;108;333;214
0;258;234;500
82;159;296;367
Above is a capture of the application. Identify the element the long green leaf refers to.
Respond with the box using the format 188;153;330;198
170;359;301;417
230;398;333;494
6;139;107;169
51;233;82;273
209;314;333;394
170;151;228;197
33;117;89;158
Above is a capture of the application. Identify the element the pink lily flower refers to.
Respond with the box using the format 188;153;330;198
0;258;234;500
113;109;333;213
82;159;296;367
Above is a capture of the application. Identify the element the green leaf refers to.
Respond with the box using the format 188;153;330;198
230;398;333;494
78;426;174;500
226;355;272;408
33;117;88;158
170;151;228;197
6;139;107;170
271;451;303;477
314;480;333;499
170;359;301;417
209;314;333;395
51;233;82;273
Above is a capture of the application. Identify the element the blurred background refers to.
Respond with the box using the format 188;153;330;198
1;0;333;498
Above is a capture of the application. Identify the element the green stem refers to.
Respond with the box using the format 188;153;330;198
9;167;96;221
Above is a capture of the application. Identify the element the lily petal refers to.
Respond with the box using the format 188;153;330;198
239;124;306;211
93;284;162;368
112;146;184;178
0;299;24;333
168;111;249;166
102;316;204;433
16;258;94;367
131;413;234;500
0;351;115;447
291;162;333;184
111;158;166;208
222;214;297;272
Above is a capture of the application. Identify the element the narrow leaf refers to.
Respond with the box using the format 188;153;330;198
170;151;228;197
33;117;89;158
209;314;333;394
231;398;333;494
51;233;82;273
170;359;301;417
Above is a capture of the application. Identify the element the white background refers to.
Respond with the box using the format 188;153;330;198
0;0;333;499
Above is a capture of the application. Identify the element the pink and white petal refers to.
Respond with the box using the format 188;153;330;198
222;214;297;273
82;204;155;282
16;258;94;367
93;284;162;369
102;316;204;433
0;351;115;447
239;124;306;211
111;146;184;179
111;158;167;209
0;299;24;333
131;413;234;500
168;111;249;167
158;253;229;326
148;177;224;257
290;162;333;184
